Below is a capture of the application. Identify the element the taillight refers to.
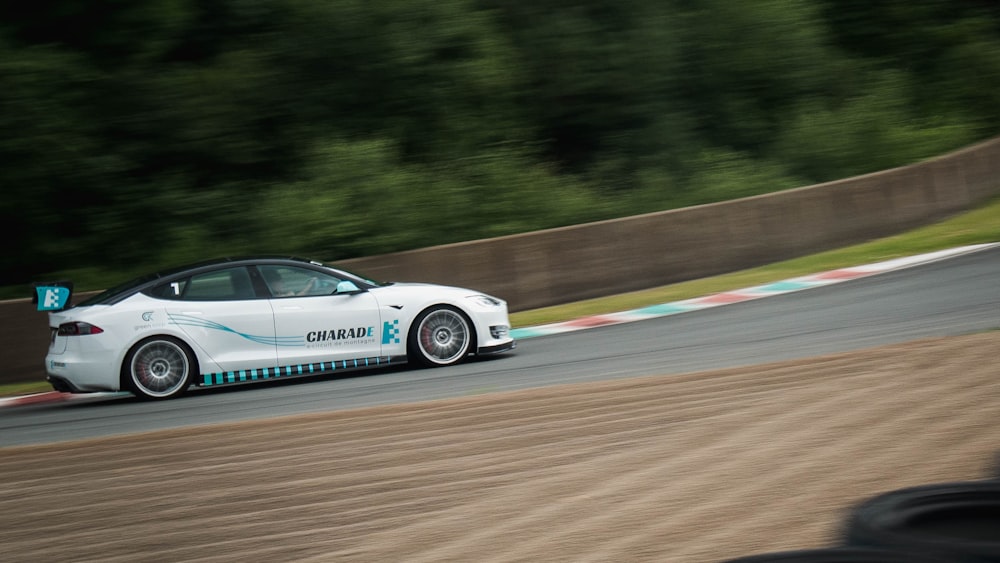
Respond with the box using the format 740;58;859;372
57;322;104;336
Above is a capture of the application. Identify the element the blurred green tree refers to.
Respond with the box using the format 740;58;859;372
1;0;999;294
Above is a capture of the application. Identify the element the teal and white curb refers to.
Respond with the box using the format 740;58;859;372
510;243;999;340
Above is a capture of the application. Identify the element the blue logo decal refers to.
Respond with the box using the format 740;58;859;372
36;286;70;311
382;320;400;344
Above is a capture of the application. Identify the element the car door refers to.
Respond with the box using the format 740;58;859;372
260;265;383;370
150;266;278;374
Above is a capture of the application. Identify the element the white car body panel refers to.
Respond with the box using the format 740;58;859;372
272;292;382;367
162;297;278;373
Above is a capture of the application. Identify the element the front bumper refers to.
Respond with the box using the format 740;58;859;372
477;339;516;356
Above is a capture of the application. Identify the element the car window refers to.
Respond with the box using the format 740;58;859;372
258;265;340;298
147;267;256;301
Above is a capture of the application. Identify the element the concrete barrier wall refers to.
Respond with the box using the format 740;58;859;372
341;136;1000;310
3;136;999;385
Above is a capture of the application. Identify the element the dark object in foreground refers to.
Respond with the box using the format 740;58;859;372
844;480;1000;562
722;546;952;562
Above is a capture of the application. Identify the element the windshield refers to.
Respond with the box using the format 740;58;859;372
332;266;386;287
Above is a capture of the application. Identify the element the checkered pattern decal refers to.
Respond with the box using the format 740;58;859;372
381;320;400;344
201;356;397;386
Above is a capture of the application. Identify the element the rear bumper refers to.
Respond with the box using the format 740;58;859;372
45;349;120;393
46;375;94;394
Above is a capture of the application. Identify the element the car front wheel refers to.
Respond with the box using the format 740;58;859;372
409;306;473;367
123;336;195;400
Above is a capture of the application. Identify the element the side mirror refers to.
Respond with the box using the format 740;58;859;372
335;281;364;295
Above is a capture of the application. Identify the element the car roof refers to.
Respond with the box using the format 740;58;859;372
161;255;320;273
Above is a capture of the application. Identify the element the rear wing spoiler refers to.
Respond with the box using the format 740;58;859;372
32;281;74;312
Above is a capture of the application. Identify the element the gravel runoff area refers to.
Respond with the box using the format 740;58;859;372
2;331;999;562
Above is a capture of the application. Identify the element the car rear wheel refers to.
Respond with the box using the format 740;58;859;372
409;306;473;367
123;336;194;400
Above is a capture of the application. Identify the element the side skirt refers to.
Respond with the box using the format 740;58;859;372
198;355;401;387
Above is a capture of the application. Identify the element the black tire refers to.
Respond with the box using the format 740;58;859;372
843;481;1000;562
122;336;195;400
722;547;952;562
408;305;473;367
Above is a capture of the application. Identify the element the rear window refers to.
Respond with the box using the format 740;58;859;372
76;273;160;307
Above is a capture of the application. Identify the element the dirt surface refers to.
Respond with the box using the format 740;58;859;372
2;332;999;562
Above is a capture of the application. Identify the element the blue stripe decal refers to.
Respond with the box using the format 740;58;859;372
167;314;305;347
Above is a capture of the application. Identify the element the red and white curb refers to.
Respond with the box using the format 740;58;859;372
510;243;999;339
0;391;72;408
3;242;996;408
0;391;123;408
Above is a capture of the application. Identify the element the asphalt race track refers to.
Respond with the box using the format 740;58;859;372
2;245;998;448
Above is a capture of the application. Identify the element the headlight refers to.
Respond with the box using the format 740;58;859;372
468;294;503;308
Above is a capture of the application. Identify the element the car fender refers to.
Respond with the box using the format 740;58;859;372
109;296;225;376
369;283;503;351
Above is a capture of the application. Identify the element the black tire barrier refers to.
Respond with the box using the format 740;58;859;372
721;546;953;562
843;481;1000;562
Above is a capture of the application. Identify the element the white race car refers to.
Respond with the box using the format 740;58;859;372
36;257;515;399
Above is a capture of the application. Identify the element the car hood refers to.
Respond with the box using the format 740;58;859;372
373;282;480;297
369;282;506;306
